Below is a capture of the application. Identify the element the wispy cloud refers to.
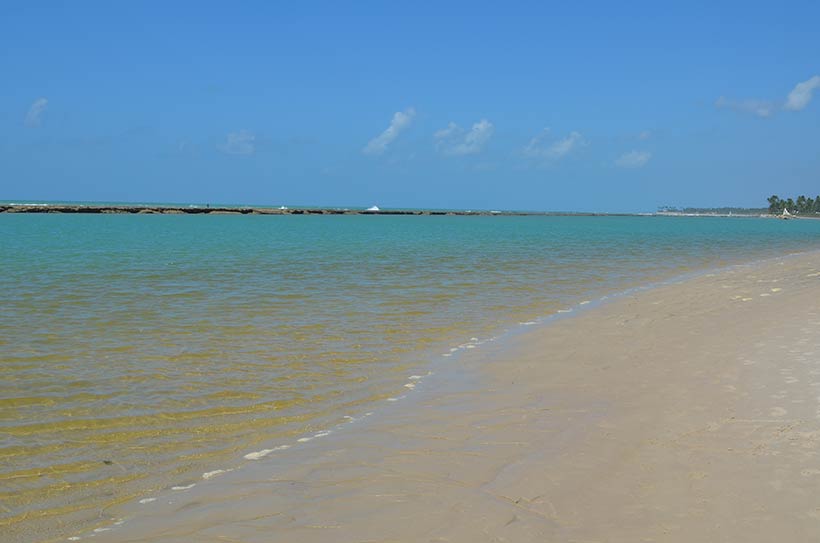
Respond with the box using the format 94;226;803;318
638;130;652;140
25;98;48;127
522;128;586;160
784;75;820;111
363;108;416;155
715;96;774;118
615;150;652;168
716;75;820;117
434;119;494;156
218;129;256;155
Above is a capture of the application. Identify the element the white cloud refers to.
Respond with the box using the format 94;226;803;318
716;75;820;117
363;108;416;155
715;96;774;118
434;119;494;156
218;129;256;155
615;150;652;168
25;98;48;127
523;128;585;160
785;75;820;111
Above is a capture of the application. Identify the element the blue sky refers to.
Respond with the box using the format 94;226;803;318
1;1;818;212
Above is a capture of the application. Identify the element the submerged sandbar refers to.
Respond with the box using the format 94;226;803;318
86;251;820;542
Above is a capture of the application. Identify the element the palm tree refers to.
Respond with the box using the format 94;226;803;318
767;195;783;214
786;198;796;212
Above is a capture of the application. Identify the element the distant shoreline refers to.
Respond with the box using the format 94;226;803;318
4;203;817;219
0;203;777;218
0;203;641;217
657;210;820;220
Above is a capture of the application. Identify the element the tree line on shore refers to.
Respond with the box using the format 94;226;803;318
767;195;820;215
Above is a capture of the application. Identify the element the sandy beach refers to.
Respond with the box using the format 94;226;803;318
82;251;820;542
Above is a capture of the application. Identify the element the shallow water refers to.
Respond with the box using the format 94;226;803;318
2;213;820;540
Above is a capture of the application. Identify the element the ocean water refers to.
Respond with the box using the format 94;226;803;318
2;213;820;541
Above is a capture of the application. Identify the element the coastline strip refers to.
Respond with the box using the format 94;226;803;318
0;203;639;216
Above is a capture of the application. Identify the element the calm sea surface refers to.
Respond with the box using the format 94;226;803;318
2;214;820;540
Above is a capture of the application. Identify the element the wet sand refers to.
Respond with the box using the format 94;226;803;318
90;251;820;543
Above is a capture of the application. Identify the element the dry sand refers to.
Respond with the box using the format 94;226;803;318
90;252;820;543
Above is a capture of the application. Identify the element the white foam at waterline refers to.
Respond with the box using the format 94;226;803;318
171;484;196;491
202;469;233;480
465;344;476;349
442;353;452;357
404;383;416;389
244;445;290;460
244;449;273;460
93;528;111;533
68;537;80;541
339;413;371;425
297;436;313;442
409;375;424;380
138;497;157;504
470;337;478;341
449;347;459;352
557;309;572;313
314;431;330;438
520;321;536;325
579;300;591;305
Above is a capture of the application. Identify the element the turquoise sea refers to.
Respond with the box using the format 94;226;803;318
2;213;820;541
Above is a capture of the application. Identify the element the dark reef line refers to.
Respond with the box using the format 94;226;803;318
0;204;635;217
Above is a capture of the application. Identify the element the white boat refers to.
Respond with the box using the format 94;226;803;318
366;205;380;211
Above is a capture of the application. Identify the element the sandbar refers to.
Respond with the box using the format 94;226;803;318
89;251;820;543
